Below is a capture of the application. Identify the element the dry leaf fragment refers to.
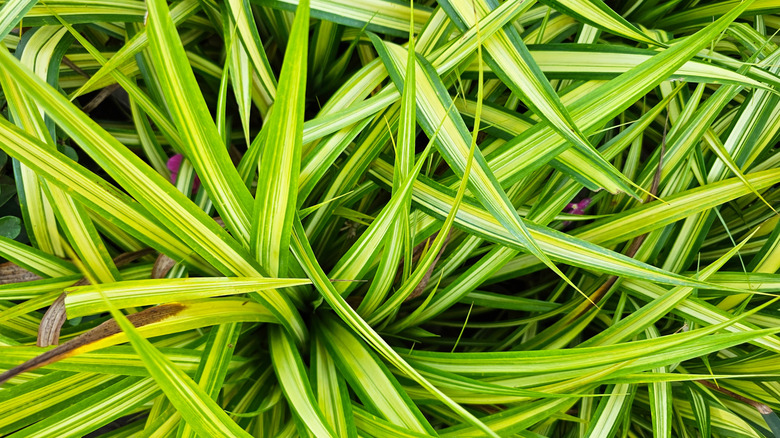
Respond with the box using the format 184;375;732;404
0;262;42;285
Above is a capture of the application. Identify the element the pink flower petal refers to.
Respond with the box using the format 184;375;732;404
565;198;592;215
167;154;201;193
167;153;183;174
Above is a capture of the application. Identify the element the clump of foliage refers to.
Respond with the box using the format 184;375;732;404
1;0;780;436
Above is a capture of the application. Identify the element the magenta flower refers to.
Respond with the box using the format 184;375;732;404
565;198;591;215
167;154;201;192
562;198;592;227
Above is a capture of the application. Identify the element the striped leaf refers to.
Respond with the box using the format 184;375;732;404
251;0;309;276
98;292;254;437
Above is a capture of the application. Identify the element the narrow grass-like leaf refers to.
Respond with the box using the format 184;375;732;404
147;0;255;246
485;1;754;188
311;329;357;438
0;116;213;274
357;3;417;316
369;158;764;291
352;405;432;438
65;277;311;317
318;315;435;434
0;44;308;343
2;38;119;283
405;325;779;376
11;26;70;257
582;231;756;348
685;384;712;438
373;36;586;302
584;383;631;437
257;0;431;37
1;0;146;28
623;279;780;354
0;298;277;385
0;46;251;275
485;45;776;89
440;396;582;438
0;0;37;39
96;291;254;437
225;0;277;113
0;235;76;277
0;345;245;377
68;0;200;99
440;0;631;194
227;25;252;145
5;376;159;438
0;372;117;435
291;218;501;437
368;23;484;325
657;0;775;28
327;128;434;295
251;0;309;276
577;169;780;246
270;325;337;437
539;0;659;45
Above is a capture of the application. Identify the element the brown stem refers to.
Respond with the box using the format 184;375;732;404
405;230;453;302
697;380;773;415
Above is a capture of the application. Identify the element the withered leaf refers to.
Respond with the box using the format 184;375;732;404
3;303;185;385
0;262;42;285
